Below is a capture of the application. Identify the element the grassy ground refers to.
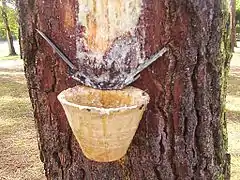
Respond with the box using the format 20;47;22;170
227;44;240;179
0;69;45;179
0;55;20;61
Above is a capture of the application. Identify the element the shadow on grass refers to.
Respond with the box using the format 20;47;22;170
0;75;28;98
0;68;24;72
0;71;44;179
227;109;240;124
0;52;43;178
227;75;240;97
0;55;20;61
0;73;33;131
230;67;240;76
0;72;33;124
0;98;33;120
227;109;240;180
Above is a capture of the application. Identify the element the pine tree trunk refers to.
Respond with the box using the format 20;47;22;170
1;0;17;56
19;0;231;179
230;0;237;51
16;0;23;59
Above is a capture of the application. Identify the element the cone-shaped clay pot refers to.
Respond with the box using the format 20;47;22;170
57;86;150;162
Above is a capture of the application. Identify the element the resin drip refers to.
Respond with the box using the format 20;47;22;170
77;0;142;52
75;0;145;89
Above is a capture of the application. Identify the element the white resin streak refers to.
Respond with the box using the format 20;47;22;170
76;0;144;64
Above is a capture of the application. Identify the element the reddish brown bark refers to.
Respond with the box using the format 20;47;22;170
19;0;231;179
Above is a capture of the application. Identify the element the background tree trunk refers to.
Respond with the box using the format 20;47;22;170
19;0;231;179
15;0;23;59
230;0;237;51
1;0;17;56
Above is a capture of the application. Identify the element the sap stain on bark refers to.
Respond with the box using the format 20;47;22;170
19;0;231;179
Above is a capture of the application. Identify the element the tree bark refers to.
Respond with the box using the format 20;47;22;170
15;0;23;59
230;0;237;51
19;0;231;179
1;0;17;56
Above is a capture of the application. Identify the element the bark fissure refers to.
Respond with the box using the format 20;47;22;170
191;49;202;178
19;0;231;179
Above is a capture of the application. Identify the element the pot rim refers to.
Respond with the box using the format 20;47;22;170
57;86;150;114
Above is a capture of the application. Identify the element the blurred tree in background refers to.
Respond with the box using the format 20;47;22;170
237;0;240;38
0;0;17;55
230;0;237;50
0;3;18;39
237;0;240;23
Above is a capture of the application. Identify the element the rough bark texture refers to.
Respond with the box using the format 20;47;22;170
230;0;236;51
16;0;23;59
19;0;231;179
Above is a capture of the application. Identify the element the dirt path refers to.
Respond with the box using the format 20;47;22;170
0;60;23;71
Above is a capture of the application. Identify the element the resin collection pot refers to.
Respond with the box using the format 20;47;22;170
58;86;149;162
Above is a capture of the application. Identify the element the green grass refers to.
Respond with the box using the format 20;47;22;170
0;55;20;61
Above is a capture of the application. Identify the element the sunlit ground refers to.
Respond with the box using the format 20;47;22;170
0;66;45;179
227;42;240;180
0;41;20;61
0;41;20;57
